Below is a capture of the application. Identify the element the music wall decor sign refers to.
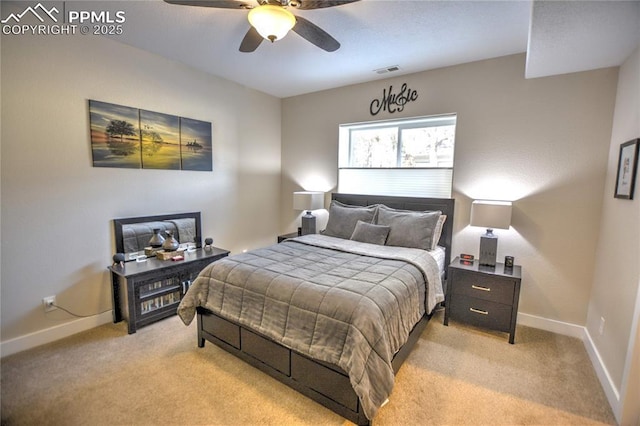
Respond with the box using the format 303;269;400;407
369;83;418;116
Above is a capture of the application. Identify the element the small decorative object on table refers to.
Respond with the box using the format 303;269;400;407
204;237;213;249
149;228;165;248
505;256;514;268
112;253;125;267
156;250;183;260
162;231;179;251
460;253;474;265
144;247;162;257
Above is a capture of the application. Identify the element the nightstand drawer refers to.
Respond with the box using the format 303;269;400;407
449;295;512;332
451;269;516;305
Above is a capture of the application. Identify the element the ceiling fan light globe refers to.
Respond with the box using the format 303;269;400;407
248;4;296;42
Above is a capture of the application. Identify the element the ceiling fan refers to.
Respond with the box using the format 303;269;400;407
163;0;360;53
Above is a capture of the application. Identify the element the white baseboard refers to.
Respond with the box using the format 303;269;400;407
518;312;621;423
518;312;585;338
0;311;113;358
583;328;622;424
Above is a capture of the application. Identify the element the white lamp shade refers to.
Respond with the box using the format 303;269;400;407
293;191;324;211
470;200;512;230
248;5;296;42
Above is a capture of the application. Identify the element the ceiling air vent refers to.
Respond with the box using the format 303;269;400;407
374;65;401;75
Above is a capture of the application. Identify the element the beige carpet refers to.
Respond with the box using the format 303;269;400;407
1;309;616;425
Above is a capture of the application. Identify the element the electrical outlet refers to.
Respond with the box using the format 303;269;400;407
43;296;57;312
599;317;605;335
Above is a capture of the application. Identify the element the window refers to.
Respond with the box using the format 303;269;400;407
338;114;456;198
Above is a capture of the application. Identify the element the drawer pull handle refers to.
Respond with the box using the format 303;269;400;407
470;307;488;315
472;285;490;292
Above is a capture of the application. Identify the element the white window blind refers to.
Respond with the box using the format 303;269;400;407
338;114;456;198
338;168;454;198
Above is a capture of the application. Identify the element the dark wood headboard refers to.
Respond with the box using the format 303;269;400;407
331;193;455;270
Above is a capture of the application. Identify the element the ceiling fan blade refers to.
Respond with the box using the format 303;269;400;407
292;15;340;52
239;26;264;52
291;0;360;10
163;0;252;9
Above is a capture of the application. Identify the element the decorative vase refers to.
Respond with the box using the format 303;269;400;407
112;253;125;267
149;229;165;248
204;237;213;250
162;231;179;251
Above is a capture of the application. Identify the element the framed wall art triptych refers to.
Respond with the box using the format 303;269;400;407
89;100;213;172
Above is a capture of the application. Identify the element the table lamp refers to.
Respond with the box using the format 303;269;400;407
470;200;512;267
293;191;324;235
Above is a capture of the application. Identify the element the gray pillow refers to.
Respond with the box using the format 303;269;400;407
376;205;442;250
350;220;390;245
431;214;447;250
323;201;377;239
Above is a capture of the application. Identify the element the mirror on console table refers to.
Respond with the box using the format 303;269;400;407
113;212;202;261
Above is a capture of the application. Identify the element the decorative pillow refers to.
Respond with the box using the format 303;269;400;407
350;220;390;245
323;201;377;239
376;205;442;250
431;215;447;250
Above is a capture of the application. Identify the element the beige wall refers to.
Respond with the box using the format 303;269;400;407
282;54;618;327
1;34;281;344
588;44;640;423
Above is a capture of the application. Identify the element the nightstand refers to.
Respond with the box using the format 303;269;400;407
277;232;299;243
444;256;522;343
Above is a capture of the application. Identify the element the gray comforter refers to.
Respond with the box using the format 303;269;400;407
177;234;443;420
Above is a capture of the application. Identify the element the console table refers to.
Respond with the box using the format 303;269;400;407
109;247;229;334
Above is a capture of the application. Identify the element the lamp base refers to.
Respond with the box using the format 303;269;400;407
479;228;498;267
301;211;316;235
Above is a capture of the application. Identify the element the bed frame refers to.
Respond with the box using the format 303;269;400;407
195;194;455;425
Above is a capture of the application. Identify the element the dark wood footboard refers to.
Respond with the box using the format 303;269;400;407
196;306;430;425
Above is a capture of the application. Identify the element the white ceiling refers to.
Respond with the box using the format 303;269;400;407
107;0;639;98
527;0;640;78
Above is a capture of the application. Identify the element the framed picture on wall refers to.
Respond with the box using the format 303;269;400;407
140;110;181;170
88;99;213;171
180;117;213;171
90;100;142;169
614;138;639;200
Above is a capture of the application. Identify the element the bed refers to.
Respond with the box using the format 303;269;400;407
177;194;455;425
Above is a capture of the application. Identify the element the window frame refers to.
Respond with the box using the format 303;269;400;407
338;114;457;198
341;114;456;168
